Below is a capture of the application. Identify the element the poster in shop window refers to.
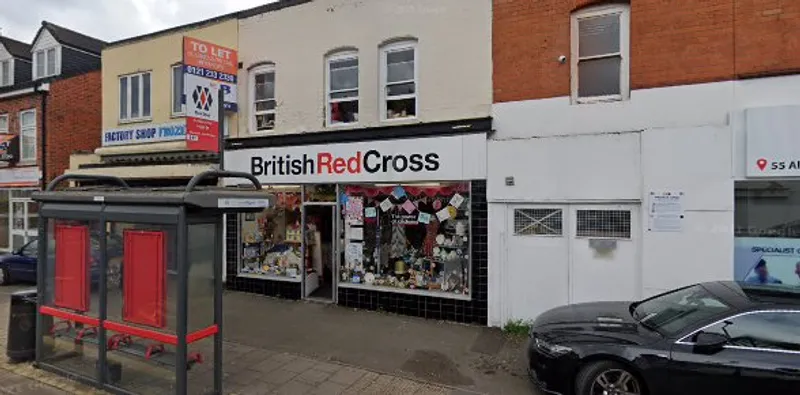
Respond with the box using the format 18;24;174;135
734;237;800;287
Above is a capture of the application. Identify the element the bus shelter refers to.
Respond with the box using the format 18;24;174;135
32;171;271;395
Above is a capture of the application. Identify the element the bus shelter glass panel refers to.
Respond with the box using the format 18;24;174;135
39;218;103;380
187;222;218;394
104;222;177;394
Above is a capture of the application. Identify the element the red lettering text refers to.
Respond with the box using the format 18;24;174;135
317;152;333;173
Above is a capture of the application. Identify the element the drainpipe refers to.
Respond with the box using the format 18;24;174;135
35;83;50;190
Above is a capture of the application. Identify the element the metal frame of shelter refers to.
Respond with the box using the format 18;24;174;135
31;170;270;395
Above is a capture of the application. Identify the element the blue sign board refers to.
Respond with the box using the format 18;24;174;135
102;121;187;147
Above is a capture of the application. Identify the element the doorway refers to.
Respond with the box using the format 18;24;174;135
303;204;337;301
503;203;640;321
10;196;38;251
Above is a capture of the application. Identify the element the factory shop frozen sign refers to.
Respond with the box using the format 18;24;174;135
225;134;487;184
102;122;186;146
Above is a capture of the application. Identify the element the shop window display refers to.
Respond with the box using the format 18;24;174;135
340;183;471;297
239;191;303;280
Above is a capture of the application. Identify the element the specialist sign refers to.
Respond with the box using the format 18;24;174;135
745;105;800;177
224;133;488;184
101;121;186;147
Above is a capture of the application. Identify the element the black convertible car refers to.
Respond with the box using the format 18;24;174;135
528;281;800;395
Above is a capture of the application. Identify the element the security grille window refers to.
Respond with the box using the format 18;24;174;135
119;71;152;121
19;110;36;162
252;65;276;132
0;60;10;86
381;41;417;120
514;209;563;236
576;210;631;239
327;52;359;125
571;5;629;102
171;65;185;115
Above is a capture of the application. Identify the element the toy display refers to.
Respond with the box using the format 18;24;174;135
340;183;470;296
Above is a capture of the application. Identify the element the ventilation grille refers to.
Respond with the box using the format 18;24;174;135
576;210;631;239
514;208;563;236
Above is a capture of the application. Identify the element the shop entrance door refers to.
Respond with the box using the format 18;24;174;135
9;197;37;251
303;203;337;302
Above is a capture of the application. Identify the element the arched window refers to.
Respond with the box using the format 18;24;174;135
380;40;417;120
326;50;359;126
249;63;276;132
571;4;630;103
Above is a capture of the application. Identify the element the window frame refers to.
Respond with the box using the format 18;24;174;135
33;47;59;79
118;71;152;123
171;64;185;116
0;114;8;134
380;41;419;122
249;64;276;134
0;59;11;87
19;109;36;163
570;4;630;104
326;51;360;127
675;309;800;355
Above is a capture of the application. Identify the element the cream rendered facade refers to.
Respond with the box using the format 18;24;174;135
234;0;492;138
68;19;239;179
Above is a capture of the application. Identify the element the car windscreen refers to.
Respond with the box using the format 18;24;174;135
631;285;732;336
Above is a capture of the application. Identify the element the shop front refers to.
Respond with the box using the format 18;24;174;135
0;163;40;254
735;105;800;288
223;126;489;324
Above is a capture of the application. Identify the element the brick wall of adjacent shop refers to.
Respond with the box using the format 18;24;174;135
45;70;102;183
225;181;489;325
493;0;800;102
0;92;43;167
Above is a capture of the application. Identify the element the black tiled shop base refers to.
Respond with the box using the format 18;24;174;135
224;181;489;325
338;180;489;325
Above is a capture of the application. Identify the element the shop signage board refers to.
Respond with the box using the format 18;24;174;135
745;105;800;177
183;36;238;152
0;166;39;186
101;121;186;147
0;134;18;162
224;133;488;184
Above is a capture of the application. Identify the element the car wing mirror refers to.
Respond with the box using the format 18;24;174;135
693;332;728;355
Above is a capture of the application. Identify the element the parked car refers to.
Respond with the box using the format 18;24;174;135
0;233;124;286
527;281;800;395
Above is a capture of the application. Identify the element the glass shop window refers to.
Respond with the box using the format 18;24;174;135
734;180;800;287
341;182;471;297
238;188;303;280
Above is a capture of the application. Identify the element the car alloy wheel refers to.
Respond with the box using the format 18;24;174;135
590;368;642;395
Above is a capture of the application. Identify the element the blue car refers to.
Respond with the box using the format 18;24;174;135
0;233;124;286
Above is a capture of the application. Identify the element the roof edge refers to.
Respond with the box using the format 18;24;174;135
105;0;312;49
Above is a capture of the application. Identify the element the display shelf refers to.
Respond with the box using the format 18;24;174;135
235;272;302;283
338;282;471;301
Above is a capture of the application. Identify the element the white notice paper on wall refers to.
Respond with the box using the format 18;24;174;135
648;191;684;232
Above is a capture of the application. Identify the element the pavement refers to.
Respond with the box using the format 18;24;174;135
0;284;537;395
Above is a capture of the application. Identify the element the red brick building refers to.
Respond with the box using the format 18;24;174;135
487;0;800;334
0;22;104;254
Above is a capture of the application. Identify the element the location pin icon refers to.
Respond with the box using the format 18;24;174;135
757;158;768;171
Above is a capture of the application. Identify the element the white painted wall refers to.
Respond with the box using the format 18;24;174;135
236;0;492;136
488;75;800;327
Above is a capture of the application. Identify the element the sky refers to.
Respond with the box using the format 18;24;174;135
0;0;275;43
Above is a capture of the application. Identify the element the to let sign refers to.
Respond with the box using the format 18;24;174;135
183;37;237;153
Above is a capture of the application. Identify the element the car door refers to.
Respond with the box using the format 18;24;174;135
15;239;38;282
669;310;800;395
